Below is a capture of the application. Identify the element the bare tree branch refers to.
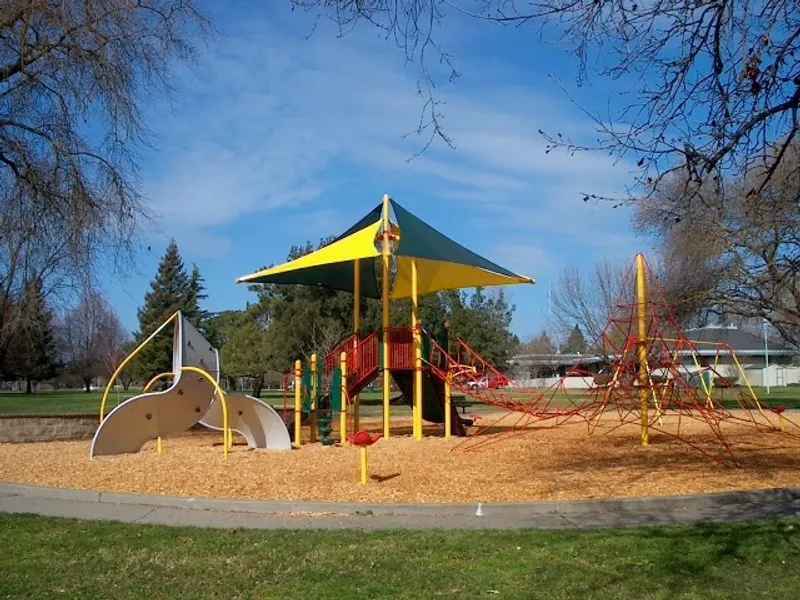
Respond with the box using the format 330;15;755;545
288;0;800;207
0;0;212;361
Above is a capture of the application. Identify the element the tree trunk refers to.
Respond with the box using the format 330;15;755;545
25;378;32;394
252;373;264;398
121;379;130;391
84;378;92;392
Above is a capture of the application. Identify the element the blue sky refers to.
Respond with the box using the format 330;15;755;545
106;1;654;341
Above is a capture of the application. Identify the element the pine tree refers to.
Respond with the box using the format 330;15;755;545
133;241;203;380
562;324;587;354
7;279;58;392
187;263;211;329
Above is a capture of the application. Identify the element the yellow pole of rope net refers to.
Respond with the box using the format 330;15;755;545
635;253;650;447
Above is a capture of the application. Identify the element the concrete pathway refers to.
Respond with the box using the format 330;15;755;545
1;483;799;531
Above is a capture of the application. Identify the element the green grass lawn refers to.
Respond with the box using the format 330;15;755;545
0;514;798;599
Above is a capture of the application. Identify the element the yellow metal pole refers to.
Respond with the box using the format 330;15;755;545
353;258;361;432
381;193;392;439
143;371;174;455
99;310;179;422
294;359;302;448
360;446;368;484
340;351;348;443
181;366;230;459
444;374;452;439
310;354;318;443
411;257;423;440
444;320;451;438
635;253;650;447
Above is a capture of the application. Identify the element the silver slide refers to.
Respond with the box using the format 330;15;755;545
90;313;290;457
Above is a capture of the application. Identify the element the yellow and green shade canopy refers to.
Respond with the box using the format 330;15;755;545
236;199;534;298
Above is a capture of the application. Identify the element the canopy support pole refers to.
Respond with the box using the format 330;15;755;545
412;258;422;440
381;194;392;439
353;258;361;432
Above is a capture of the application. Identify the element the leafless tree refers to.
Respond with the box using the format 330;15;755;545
305;319;348;362
59;292;125;391
519;330;555;355
550;259;629;346
635;141;800;348
291;0;800;208
0;1;211;367
96;308;130;385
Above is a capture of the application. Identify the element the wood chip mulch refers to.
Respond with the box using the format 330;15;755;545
2;411;800;504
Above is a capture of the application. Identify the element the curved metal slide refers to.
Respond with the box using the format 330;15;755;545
90;371;217;457
200;395;291;450
90;314;291;458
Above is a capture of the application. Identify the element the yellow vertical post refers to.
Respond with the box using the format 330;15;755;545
444;375;452;439
294;359;302;448
340;351;348;443
360;447;368;484
353;258;361;432
411;257;423;440
310;354;318;443
381;193;392;439
635;253;650;447
444;320;452;438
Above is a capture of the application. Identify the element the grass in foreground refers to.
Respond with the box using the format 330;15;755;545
0;514;799;599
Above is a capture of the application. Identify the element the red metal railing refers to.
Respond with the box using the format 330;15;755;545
344;332;380;390
322;333;359;383
386;327;414;369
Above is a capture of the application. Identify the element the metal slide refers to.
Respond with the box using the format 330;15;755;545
90;314;290;457
200;394;291;450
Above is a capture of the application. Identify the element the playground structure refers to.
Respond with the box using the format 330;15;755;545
439;253;800;465
91;311;291;458
236;195;535;446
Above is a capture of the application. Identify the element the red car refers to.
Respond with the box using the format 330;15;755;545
468;375;509;390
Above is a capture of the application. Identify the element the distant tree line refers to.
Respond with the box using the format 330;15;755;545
0;283;129;394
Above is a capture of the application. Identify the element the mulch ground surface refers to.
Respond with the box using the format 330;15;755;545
2;411;800;504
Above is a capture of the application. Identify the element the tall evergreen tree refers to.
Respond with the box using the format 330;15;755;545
5;279;58;392
133;241;204;380
562;324;587;354
187;263;210;328
441;287;518;367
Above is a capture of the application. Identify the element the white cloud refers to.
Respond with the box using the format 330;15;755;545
138;6;636;259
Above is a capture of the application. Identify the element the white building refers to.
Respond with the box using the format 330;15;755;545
683;325;798;387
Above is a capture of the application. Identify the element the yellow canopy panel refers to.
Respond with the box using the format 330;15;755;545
236;219;382;284
392;256;535;299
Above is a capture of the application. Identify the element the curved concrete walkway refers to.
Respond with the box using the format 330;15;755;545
1;482;799;530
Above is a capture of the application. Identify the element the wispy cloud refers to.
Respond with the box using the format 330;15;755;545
138;5;637;265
